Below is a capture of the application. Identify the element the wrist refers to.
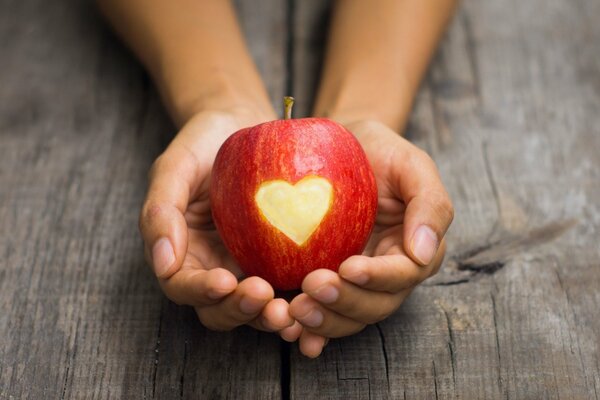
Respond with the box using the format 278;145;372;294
313;68;414;133
325;114;404;138
157;67;276;128
315;98;412;134
184;103;276;131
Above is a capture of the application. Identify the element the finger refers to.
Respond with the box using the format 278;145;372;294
195;276;274;331
248;298;295;332
300;269;410;324
280;321;303;342
298;329;328;358
139;142;200;278
338;242;446;292
290;294;366;338
390;142;454;266
160;267;238;306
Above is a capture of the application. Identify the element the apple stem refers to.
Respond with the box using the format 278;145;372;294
283;96;294;120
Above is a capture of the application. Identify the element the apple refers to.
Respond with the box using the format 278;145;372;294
210;97;377;290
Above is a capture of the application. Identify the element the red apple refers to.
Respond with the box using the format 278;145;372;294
210;99;377;290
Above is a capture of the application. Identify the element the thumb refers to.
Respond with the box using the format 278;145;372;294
139;143;199;278
388;143;454;266
402;190;454;266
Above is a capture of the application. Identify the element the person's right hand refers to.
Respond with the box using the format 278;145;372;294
139;108;295;333
283;118;454;357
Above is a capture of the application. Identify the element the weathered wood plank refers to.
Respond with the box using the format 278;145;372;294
0;0;286;399
234;0;287;116
289;0;600;399
1;0;600;399
0;2;163;398
289;0;332;117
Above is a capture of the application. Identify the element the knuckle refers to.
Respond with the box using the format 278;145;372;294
448;201;455;223
439;195;455;223
140;201;162;230
411;146;436;169
427;191;454;225
149;154;167;180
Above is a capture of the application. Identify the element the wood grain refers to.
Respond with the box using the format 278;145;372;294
288;0;600;399
0;0;285;399
1;0;599;399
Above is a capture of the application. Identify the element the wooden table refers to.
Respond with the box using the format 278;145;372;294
1;1;599;398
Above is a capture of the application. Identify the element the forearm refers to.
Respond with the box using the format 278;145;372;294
97;0;275;127
314;0;457;132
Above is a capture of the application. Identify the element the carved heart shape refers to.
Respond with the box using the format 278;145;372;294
255;176;333;245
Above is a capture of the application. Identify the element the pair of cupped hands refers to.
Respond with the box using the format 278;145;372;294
139;108;454;358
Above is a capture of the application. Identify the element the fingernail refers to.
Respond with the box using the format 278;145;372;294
298;309;323;328
240;296;266;314
152;237;175;277
411;225;438;265
309;285;339;304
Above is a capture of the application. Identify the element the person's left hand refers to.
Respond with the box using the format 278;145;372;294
281;119;454;358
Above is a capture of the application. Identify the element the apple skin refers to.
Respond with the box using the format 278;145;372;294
210;117;378;290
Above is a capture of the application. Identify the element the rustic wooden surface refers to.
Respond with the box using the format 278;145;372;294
1;0;599;399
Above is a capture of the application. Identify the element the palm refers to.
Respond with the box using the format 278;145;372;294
181;175;243;277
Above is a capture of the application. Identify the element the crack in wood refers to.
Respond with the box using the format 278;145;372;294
461;8;481;103
280;340;291;400
461;260;506;274
427;219;577;286
60;357;71;400
482;140;502;237
442;309;457;387
179;339;188;399
433;278;471;286
490;290;505;397
432;360;440;400
553;259;594;398
151;310;163;398
458;219;577;270
60;316;81;400
374;323;390;388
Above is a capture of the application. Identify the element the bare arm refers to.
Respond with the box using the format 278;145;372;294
314;0;457;131
97;0;275;127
